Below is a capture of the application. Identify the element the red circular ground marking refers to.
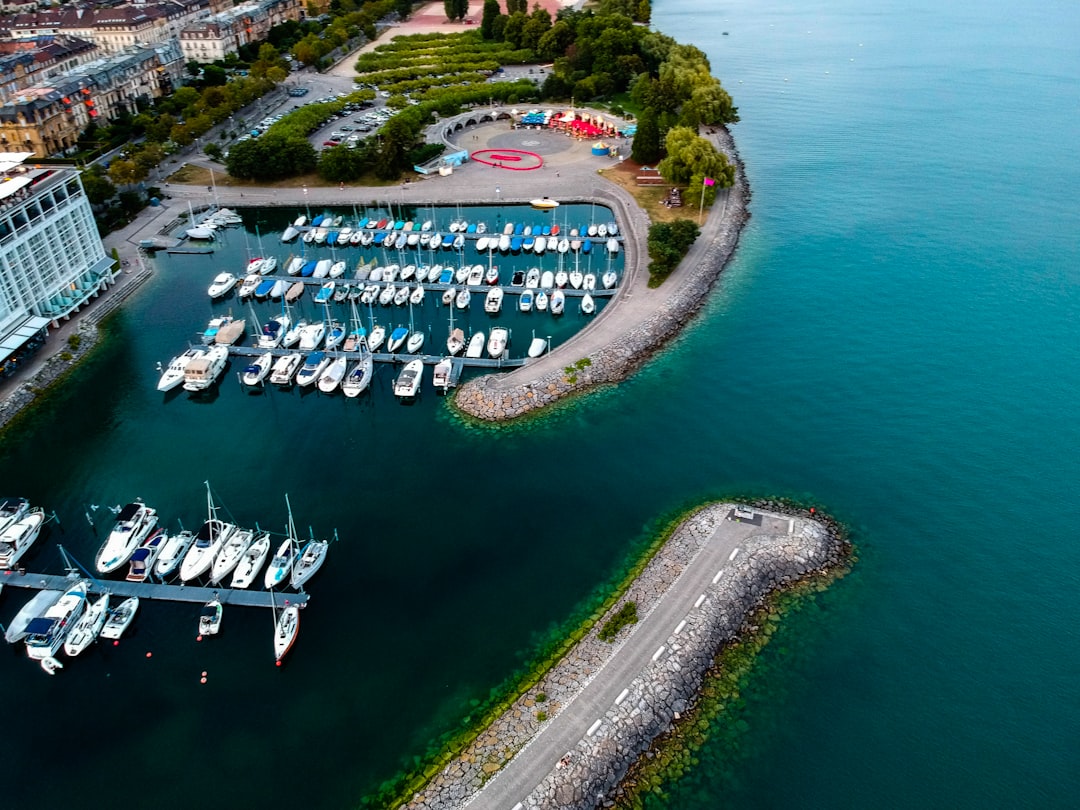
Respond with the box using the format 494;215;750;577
470;149;544;171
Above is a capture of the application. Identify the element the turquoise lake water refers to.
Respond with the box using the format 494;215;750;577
2;0;1079;806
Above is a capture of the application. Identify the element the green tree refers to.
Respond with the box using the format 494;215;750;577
635;0;650;23
631;105;662;164
107;159;146;186
658;125;734;188
376;116;416;180
80;166;115;206
443;0;468;20
521;6;551;51
480;0;501;39
505;0;526;12
502;12;526;48
204;142;224;161
202;64;228;86
537;19;573;61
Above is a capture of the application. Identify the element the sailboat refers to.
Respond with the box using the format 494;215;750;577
155;529;195;578
265;496;299;590
465;331;485;358
273;600;300;662
342;342;374;398
230;532;271;590
62;592;109;657
180;483;236;582
317;356;348;393
291;529;329;589
209;527;255;584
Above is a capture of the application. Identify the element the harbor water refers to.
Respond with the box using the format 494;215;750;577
2;0;1080;806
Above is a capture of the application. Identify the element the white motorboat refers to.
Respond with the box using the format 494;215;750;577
484;286;503;313
525;268;541;288
180;486;236;582
453;234;465;250
62;593;109;657
154;529;194;578
240;353;273;387
126;527;166;582
598;223;608;238
95;502;158;575
270;352;303;385
607;237;619;254
298;321;326;351
274;604;300;661
291;537;328;588
199;600;223;637
583;272;597;291
455;264;470;284
257;315;291;349
182;345;228;392
342;352;374;398
285;256;304;275
336;228;352;245
498;234;511;252
455;288;471;309
558;238;570;254
533;236;546;254
519;289;534;312
367;325;386;352
324;321;346;351
313;259;332;279
361;284;380;305
407;232;420;247
379;285;397;306
588;223;598;237
554;269;568;288
433;357;453;389
0;496;29;533
528;337;548;357
186;227;215;241
238;274;261;299
230;533;271;589
535;290;549;312
410;285;425;306
447;327;465;356
401;264;416;281
540;270;555;288
250;257;268;276
415;265;431;283
0;507;44;570
330;261;347;278
569;269;583;289
157;348;205;392
406;331;425;353
551;288;566;315
100;597;139;640
294;215;307;227
476;222;487;234
487;327;508;358
581;293;596;315
394;359;423;397
207;273;237;299
313;228;327;245
295;352;329;387
5;589;62;644
281;225;299;242
210;527;255;584
25;581;87;666
465;331;485;358
283;318;306;348
441;288;455;306
261;257;278;275
393;285;410;306
317;356;348;393
476;236;490;252
264;537;296;590
467;264;484;285
602;270;618;289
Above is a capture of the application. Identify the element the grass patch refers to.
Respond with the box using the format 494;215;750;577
601;168;704;225
598;601;638;642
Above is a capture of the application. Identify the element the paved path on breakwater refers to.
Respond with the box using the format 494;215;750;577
463;509;787;810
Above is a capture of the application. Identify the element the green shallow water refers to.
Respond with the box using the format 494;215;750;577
3;0;1080;806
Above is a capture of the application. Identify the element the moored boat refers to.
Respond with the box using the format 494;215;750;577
519;289;534;312
198;599;223;636
447;327;465;356
274;604;300;661
95;502;158;575
25;580;87;667
487;327;508;358
207;273;237;299
155;529;195;578
317;356;348;393
158;347;206;392
484;286;503;313
264;537;295;590
581;293;596;315
270;352;303;386
180;486;236;582
342;351;374;398
455;288;471;309
393;359;423;397
100;597;139;640
465;331;485;358
210;527;255;584
62;593;109;657
295;352;329;387
387;326;409;353
230;533;271;589
528;337;548;357
433;357;453;390
551;288;565;315
602;270;618;289
0;507;44;569
126;527;166;582
291;537;328;588
182;345;229;392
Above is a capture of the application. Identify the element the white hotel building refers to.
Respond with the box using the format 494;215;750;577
0;152;113;375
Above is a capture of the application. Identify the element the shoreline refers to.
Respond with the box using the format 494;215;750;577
451;125;750;422
402;500;849;809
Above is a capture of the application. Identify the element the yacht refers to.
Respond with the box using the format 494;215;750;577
410;285;425;306
100;597;139;640
157;347;205;392
154;529;194;578
447;327;465;356
465;331;485;358
25;580;87;667
519;289;534;312
554;269;568;288
525;268;541;288
264;538;296;590
180;487;236;582
242;353;273;387
540;270;555;288
313;259;332;279
0;496;29;533
558;238;570;254
455;288;471;309
568;269;583;289
324;321;347;351
342;352;374;398
476;236;489;252
379;284;397;306
260;257;278;275
291;538;328;588
207;273;237;299
295;352;330;387
297;321;326;351
125;527;166;582
274;604;300;661
484;286;503;314
393;286;410;306
467;264;484;286
0;507;44;569
182;345;229;393
237;274;261;299
230;533;271;589
441;288;455;306
285;256;304;275
394;359;423;398
528;337;548;358
213;318;246;346
199;600;223;637
487;327;508;359
432;357;453;390
317;356;348;393
62;593;109;657
257;315;291;349
406;331;425;354
533;236;547;255
551;288;566;315
583;272;596;291
95;502;158;574
270;352;303;386
210;527;255;584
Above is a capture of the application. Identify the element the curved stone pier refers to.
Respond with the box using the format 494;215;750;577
453;127;750;421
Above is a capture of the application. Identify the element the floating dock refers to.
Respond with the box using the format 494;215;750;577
1;569;310;609
227;347;527;370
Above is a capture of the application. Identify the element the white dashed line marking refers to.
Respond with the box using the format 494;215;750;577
652;645;666;662
728;548;740;561
587;719;603;736
615;688;629;705
712;570;724;584
674;620;687;635
695;593;706;608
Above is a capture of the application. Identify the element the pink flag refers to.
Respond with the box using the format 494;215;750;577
703;177;716;186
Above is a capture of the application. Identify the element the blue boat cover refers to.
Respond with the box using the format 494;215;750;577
25;617;57;635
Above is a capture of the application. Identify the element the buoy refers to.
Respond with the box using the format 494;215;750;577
113;640;119;646
196;635;203;642
275;660;282;667
200;677;207;684
145;652;153;658
201;670;207;677
810;507;816;514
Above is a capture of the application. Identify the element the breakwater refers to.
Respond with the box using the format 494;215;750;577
405;501;847;810
453;127;750;422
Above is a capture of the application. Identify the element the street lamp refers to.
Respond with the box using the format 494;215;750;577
495;185;500;204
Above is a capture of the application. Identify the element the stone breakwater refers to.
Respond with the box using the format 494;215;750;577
453;127;750;422
405;502;846;810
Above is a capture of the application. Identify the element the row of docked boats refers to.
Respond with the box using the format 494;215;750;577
0;497;47;570
185;207;242;241
156;344;230;393
91;489;329;594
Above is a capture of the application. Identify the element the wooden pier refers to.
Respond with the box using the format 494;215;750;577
1;569;310;609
